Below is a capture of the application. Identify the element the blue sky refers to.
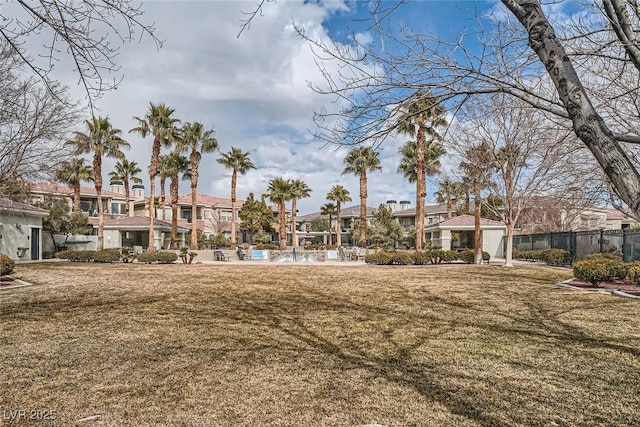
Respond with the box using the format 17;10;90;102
23;0;503;214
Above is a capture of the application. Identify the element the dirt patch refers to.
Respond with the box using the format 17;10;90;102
564;277;640;297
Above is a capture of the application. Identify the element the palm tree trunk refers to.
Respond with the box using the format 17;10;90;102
148;137;161;252
73;182;81;212
160;178;166;220
171;175;179;249
359;171;367;247
291;198;298;247
336;203;342;247
328;214;333;245
190;150;199;249
415;125;426;251
279;200;287;250
124;177;131;216
230;169;237;245
94;154;104;251
446;199;452;219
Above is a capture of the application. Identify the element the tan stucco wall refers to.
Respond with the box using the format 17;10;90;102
0;213;44;260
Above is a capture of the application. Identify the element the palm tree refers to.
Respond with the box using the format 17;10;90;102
217;147;256;246
108;159;142;216
55;158;93;212
164;151;190;249
398;139;446;248
66;117;129;250
179;121;218;249
460;143;495;264
396;90;447;251
434;178;459;219
130;103;180;251
320;202;337;245
156;155;172;220
326;184;352;247
264;177;293;250
289;179;312;247
342;146;381;248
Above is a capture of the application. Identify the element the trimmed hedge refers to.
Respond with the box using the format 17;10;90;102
137;251;178;264
627;261;640;285
573;258;627;287
364;250;490;265
513;249;571;265
0;253;15;276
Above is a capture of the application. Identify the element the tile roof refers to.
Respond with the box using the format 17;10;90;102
606;209;628;221
0;197;49;215
29;182;132;200
177;193;245;207
429;214;505;228
102;215;189;232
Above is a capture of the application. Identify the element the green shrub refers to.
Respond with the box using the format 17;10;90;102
389;252;413;265
54;250;74;260
412;251;430;265
365;252;392;265
442;250;459;263
42;251;53;259
93;250;121;263
539;249;571;265
120;247;137;263
586;252;623;261
255;243;278;250
459;250;476;264
0;253;15;276
627;261;640;285
573;258;628;287
136;252;157;264
156;252;178;264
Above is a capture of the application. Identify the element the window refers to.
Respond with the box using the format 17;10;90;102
220;211;232;222
111;203;126;215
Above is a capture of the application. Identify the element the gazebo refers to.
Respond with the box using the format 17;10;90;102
424;214;506;257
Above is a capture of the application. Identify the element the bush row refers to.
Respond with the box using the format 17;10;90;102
55;249;121;263
513;249;572;265
365;250;490;265
0;253;15;276
55;249;177;264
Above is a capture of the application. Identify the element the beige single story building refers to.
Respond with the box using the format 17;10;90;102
425;214;506;257
0;198;48;261
102;216;189;251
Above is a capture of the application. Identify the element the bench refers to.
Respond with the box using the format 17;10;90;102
236;247;247;261
214;250;229;262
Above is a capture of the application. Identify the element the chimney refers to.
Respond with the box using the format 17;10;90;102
386;200;397;212
132;184;145;200
399;200;411;211
110;180;124;194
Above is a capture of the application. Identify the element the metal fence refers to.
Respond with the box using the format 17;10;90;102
511;229;640;262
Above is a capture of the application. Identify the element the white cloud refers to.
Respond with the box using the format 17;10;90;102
16;0;435;214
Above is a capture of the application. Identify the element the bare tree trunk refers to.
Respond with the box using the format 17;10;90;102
474;183;482;264
504;222;515;267
359;171;367;247
502;0;640;216
230;168;237;245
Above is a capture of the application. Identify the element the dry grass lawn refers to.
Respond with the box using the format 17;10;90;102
1;262;639;426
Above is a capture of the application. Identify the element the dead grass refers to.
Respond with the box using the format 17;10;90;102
1;263;639;426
